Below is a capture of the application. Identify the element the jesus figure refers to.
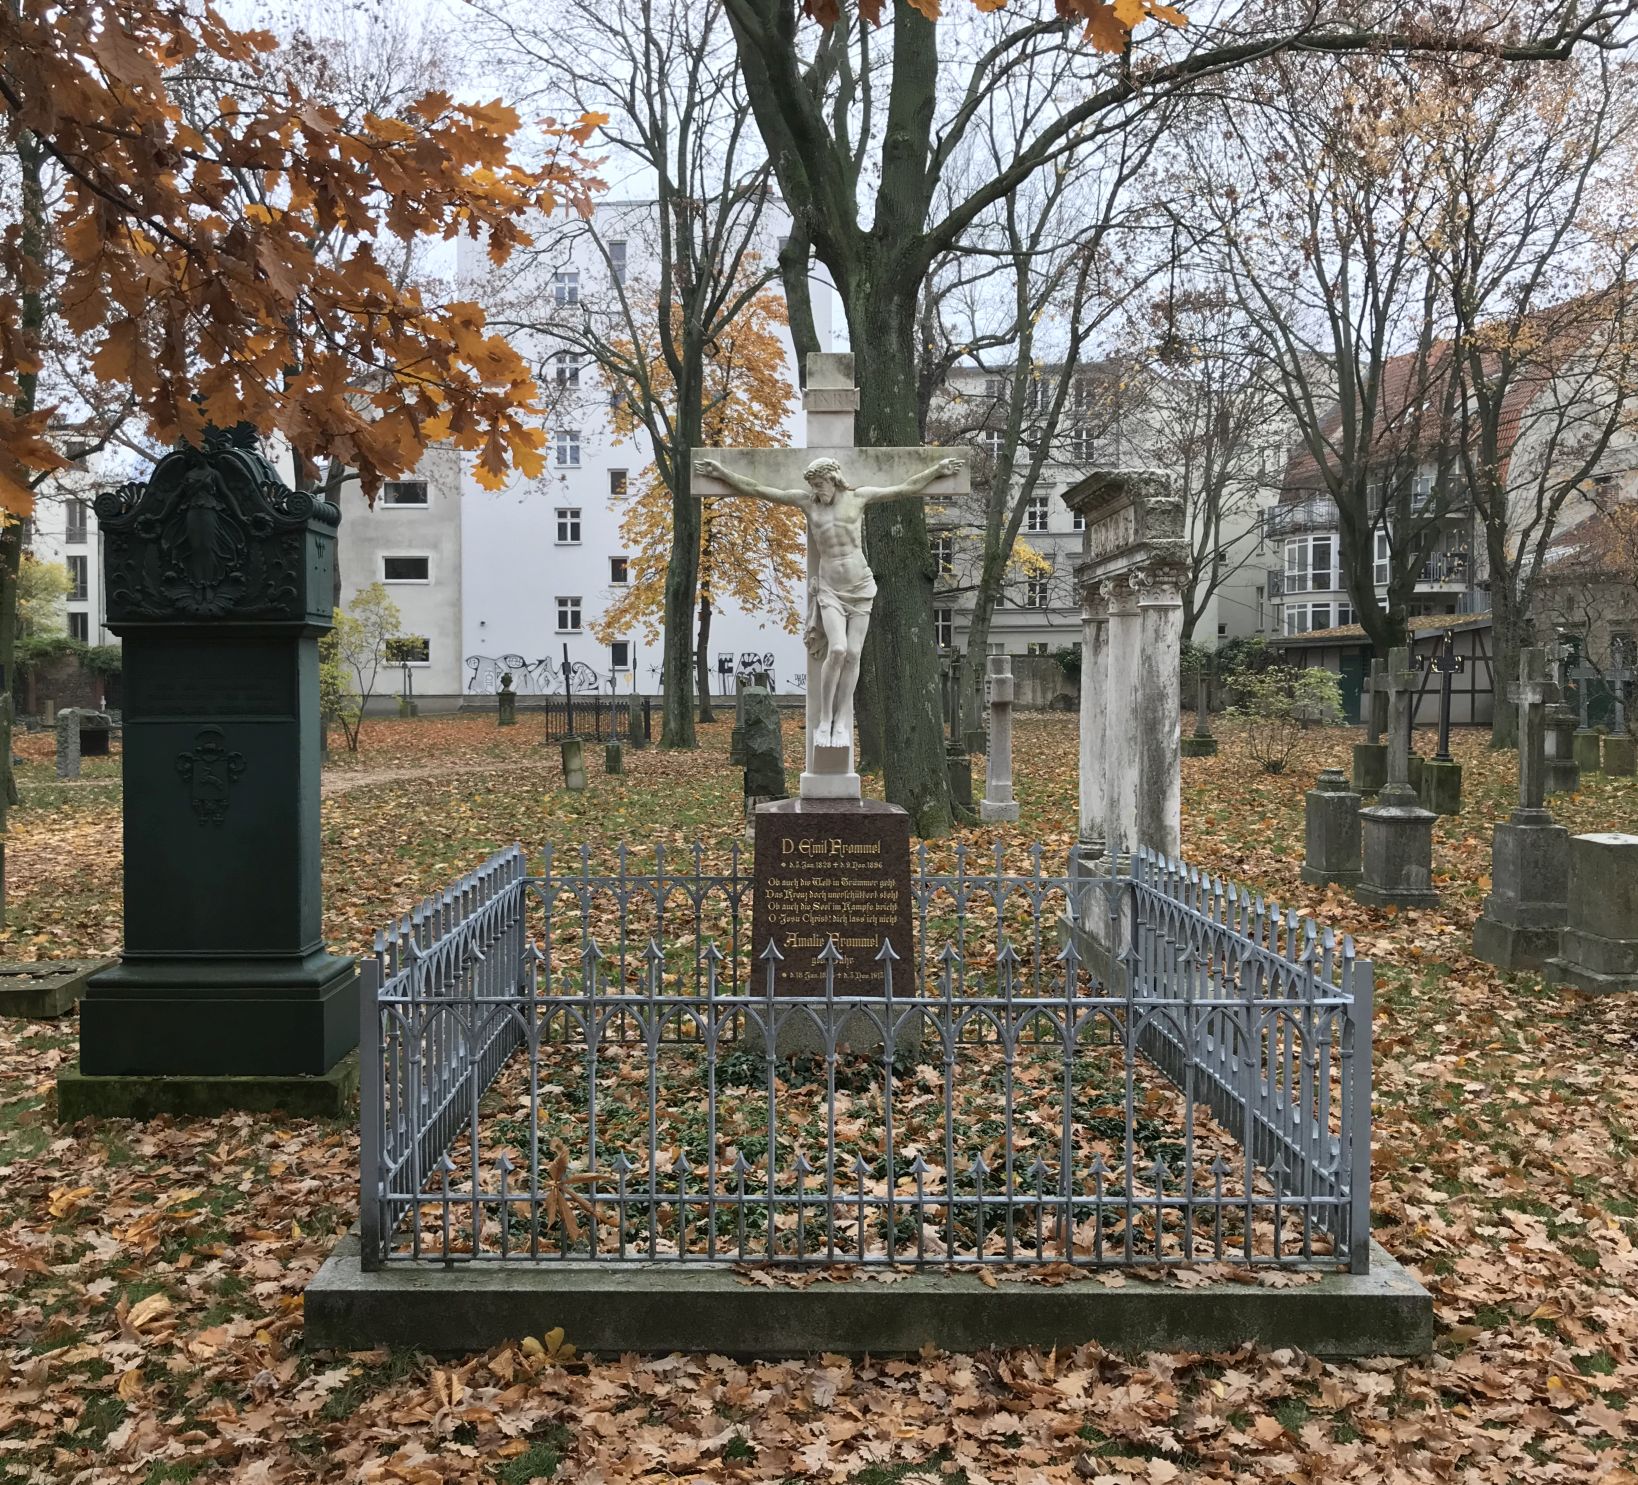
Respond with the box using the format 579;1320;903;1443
695;454;964;750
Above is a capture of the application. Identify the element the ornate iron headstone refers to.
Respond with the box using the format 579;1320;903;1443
60;427;357;1120
1419;631;1463;815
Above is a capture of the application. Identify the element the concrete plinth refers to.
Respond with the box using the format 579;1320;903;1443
1300;769;1361;888
1352;742;1387;795
1573;728;1603;775
1419;759;1462;816
561;737;587;791
604;742;623;775
1547;832;1638;994
1180;735;1218;757
1355;789;1438;909
1544;711;1580;795
305;1232;1432;1359
58;1052;357;1123
0;959;111;1019
1605;734;1636;776
1472;817;1568;971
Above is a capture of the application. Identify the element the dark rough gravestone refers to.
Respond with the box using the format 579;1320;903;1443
945;743;973;811
79;713;111;757
1419;759;1462;816
55;708;81;780
1573;727;1602;776
1300;769;1361;889
497;675;517;727
741;687;788;802
604;741;623;775
58;428;358;1121
752;798;915;1055
1605;733;1636;776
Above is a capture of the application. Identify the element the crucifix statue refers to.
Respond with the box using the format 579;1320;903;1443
695;452;964;752
693;353;971;800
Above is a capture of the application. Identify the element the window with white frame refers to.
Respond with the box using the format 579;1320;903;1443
65;497;89;541
555;429;581;467
1373;530;1391;587
1025;494;1049;533
1025;576;1050;609
610;640;631;670
67;554;88;602
553;352;580;387
1026;641;1049;656
983;428;1004;458
1284;534;1335;595
556;596;582;632
553;270;579;306
386;636;430;664
983;376;1004;400
932;533;953;575
382;555;429;582
1069;502;1086;532
1066;425;1095;463
609;469;627;497
1282;602;1336;637
555;508;581;544
609;240;627;287
68;612;89;642
383;480;428;507
934;608;953;648
609;555;629;585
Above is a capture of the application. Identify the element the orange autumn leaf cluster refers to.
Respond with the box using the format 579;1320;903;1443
803;0;1185;53
0;0;604;516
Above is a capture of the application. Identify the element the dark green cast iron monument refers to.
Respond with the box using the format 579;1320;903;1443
56;427;358;1120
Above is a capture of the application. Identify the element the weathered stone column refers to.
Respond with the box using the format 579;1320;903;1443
1352;659;1388;794
1355;647;1438;909
1544;705;1580;795
979;651;1019;823
1104;579;1144;862
1301;769;1362;888
1133;570;1183;858
60;428;357;1120
1473;646;1569;971
1076;586;1109;854
55;708;81;781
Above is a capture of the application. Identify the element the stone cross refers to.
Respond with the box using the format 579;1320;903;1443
1610;651;1632;734
1570;652;1600;729
1511;645;1558;819
979;650;1019;822
1381;646;1420;800
1365;658;1387;745
693;353;970;800
1430;630;1464;763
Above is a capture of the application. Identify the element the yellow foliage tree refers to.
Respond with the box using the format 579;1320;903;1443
594;288;803;717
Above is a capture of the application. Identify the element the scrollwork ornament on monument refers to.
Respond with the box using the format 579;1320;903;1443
176;727;247;827
96;424;340;624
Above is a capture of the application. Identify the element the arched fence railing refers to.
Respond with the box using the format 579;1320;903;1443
358;843;1372;1275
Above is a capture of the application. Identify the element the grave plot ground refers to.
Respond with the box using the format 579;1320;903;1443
3;714;1638;1482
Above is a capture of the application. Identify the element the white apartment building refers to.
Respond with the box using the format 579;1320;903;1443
331;200;832;700
30;485;105;646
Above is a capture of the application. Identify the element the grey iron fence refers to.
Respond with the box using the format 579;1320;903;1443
359;843;1372;1274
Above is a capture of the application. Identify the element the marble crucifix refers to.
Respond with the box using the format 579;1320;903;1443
693;353;970;800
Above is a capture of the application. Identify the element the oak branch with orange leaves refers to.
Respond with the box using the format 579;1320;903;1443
0;0;605;516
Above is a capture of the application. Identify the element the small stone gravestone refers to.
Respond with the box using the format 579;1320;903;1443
497;672;517;726
1353;659;1388;794
627;696;647;750
605;741;623;775
56;708;81;780
1605;732;1636;776
1545;833;1638;995
1180;667;1218;757
1543;704;1580;795
1301;768;1362;888
79;711;111;757
561;737;587;791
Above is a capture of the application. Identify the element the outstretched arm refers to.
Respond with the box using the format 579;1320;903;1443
857;456;965;506
693;458;805;507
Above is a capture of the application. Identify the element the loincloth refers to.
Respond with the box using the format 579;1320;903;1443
804;571;877;654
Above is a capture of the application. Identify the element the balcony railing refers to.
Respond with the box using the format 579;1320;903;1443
1262;498;1339;540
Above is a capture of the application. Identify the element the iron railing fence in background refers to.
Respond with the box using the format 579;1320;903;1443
359;843;1372;1275
537;695;652;743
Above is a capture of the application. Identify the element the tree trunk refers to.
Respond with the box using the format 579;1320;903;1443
660;390;703;748
695;588;715;724
1489;584;1524;750
849;269;953;836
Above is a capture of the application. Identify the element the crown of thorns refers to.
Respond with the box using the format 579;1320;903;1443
803;457;849;488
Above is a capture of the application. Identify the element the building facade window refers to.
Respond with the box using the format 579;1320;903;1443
983;428;1004;458
65;497;88;542
610;640;631;670
1025;641;1049;656
554;429;581;467
934;608;953;648
1025;576;1050;609
67;611;89;642
553;270;579;306
556;508;581;544
386;636;430;664
609;469;627;497
609;240;627;286
1283;534;1335;595
1025;495;1049;533
1282;602;1353;637
932;533;953;575
383;480;428;507
609;555;629;585
382;555;430;582
67;554;88;602
1373;530;1391;587
556;596;582;632
1066;426;1095;463
554;352;580;386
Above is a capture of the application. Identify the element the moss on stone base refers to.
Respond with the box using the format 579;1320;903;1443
56;1051;358;1123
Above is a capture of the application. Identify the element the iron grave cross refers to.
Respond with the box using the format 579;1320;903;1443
692;353;970;800
1510;645;1558;820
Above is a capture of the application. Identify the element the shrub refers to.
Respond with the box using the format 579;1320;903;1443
1227;665;1343;773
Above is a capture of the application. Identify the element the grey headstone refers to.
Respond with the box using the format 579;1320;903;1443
1546;833;1638;993
56;708;81;780
561;737;587;791
604;741;623;775
1300;769;1361;888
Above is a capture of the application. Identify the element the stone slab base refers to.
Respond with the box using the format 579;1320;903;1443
1604;736;1636;775
1546;959;1638;996
1180;736;1218;757
1573;730;1603;774
1300;866;1360;889
1353;883;1439;910
978;799;1019;822
1472;915;1561;972
56;1052;358;1123
305;1233;1431;1360
0;959;111;1019
1419;761;1462;816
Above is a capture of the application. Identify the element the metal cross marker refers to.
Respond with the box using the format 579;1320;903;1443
1430;631;1465;763
1610;647;1633;734
1510;645;1558;818
1569;650;1601;730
